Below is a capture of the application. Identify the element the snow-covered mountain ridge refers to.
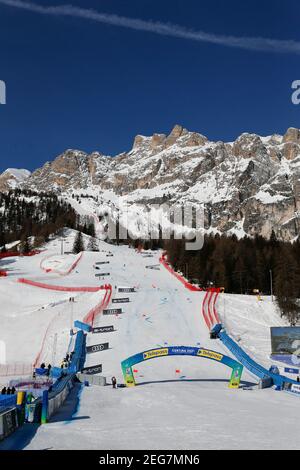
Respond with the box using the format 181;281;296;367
2;125;300;240
0;168;31;191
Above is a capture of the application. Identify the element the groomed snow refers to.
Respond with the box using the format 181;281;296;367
0;232;300;450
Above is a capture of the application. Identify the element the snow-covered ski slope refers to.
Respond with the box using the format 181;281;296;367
1;231;300;450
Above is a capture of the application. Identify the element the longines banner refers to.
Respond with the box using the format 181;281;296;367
92;325;115;334
81;364;102;375
112;298;130;303
86;342;109;354
103;308;122;315
118;288;136;293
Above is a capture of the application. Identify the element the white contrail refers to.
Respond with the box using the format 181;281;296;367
1;0;300;54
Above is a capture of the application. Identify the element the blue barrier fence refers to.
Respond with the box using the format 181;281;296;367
29;330;87;423
68;330;86;374
0;394;17;411
218;329;298;388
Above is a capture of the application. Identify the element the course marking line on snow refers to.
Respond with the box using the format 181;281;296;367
39;252;83;276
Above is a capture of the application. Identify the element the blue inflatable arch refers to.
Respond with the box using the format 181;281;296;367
121;346;243;388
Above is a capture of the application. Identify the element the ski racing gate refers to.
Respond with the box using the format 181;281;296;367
121;346;244;389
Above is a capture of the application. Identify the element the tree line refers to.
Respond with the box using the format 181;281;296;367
165;232;300;325
0;189;95;251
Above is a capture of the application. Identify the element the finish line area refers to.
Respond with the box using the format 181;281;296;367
121;346;243;388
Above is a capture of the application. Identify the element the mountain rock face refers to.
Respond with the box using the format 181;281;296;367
0;168;31;192
8;125;300;241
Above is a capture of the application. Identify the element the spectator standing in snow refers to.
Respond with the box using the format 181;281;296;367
1;387;6;395
111;376;117;389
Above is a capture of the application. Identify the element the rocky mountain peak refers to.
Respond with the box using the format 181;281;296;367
3;125;300;241
283;127;300;144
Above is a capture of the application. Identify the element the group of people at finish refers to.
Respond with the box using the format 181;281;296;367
1;386;16;395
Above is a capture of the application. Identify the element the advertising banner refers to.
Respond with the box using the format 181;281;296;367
270;327;300;355
95;261;110;265
92;325;115;334
86;342;109;354
118;287;136;293
284;367;299;374
103;308;122;316
112;298;130;303
291;384;300;394
81;364;102;375
95;273;110;277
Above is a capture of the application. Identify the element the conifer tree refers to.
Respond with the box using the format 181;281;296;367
73;231;84;254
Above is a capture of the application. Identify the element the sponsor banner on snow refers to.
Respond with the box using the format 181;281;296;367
197;348;223;361
112;298;130;303
95;273;110;277
291;384;300;395
169;346;198;356
95;261;110;265
86;342;109;354
284;367;299;374
81;364;102;375
118;287;136;293
92;325;115;334
103;308;122;316
143;348;168;360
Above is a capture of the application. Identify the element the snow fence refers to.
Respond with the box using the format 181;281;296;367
159;253;203;291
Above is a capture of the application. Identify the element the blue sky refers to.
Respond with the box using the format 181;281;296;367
0;0;300;172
